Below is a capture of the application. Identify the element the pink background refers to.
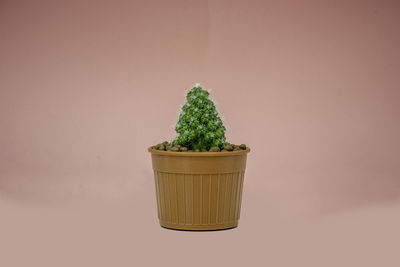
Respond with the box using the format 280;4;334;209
1;0;400;266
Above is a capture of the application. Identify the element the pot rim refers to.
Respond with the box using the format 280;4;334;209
148;146;250;157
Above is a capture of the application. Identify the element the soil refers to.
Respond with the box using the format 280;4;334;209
153;142;247;152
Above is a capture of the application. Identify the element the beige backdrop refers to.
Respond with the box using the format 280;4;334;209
1;0;400;266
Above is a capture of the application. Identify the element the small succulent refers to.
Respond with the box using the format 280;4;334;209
172;83;226;151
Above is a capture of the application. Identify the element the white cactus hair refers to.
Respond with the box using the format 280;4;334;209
183;82;198;97
211;97;218;107
183;88;189;98
177;104;184;117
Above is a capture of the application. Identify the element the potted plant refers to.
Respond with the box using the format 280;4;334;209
148;83;250;230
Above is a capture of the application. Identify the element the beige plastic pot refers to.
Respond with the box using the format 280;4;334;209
148;147;250;231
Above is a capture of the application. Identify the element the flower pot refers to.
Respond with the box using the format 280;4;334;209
148;147;250;230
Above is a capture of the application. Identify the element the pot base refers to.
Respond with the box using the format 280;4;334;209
160;220;238;231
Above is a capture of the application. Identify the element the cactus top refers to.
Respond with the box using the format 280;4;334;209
172;84;226;150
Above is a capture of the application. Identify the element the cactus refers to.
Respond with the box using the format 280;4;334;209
172;83;226;151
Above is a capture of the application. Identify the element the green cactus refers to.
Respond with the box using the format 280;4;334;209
172;84;226;151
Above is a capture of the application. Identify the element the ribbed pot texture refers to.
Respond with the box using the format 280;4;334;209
148;147;250;230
